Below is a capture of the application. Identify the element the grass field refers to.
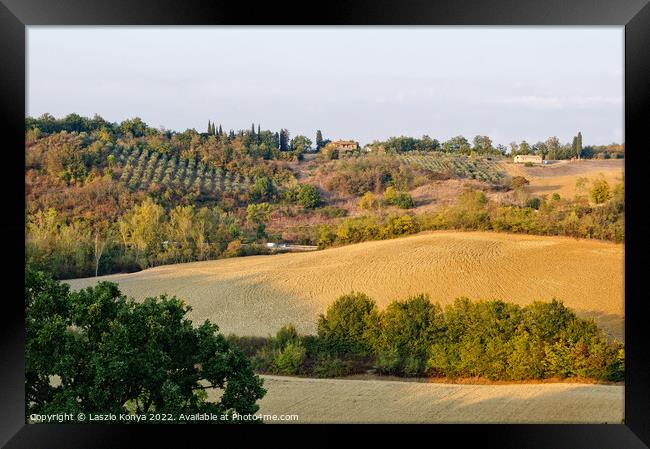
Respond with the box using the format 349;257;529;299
209;375;623;423
504;159;624;198
67;231;624;341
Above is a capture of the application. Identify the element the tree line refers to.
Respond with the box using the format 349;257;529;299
229;292;624;382
371;132;624;159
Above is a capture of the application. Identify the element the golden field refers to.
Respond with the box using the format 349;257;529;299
67;231;624;341
238;375;624;423
504;159;624;198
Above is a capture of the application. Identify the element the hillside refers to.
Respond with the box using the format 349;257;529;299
504;159;624;198
67;230;624;341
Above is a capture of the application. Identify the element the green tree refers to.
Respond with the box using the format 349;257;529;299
472;135;494;154
375;294;444;376
290;135;312;153
443;136;471;153
545;136;561;160
25;268;266;422
297;184;320;209
246;203;272;226
249;176;276;202
316;130;323;150
119;117;148;137
317;292;380;355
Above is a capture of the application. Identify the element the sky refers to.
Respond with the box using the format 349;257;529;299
27;27;623;146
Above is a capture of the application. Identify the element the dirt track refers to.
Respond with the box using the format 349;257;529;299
231;375;624;423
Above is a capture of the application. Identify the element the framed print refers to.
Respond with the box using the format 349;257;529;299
1;0;649;447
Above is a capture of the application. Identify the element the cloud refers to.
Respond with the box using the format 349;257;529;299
493;95;622;109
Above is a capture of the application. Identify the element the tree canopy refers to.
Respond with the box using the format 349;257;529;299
26;267;266;422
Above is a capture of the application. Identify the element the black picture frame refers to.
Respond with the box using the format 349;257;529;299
1;1;648;447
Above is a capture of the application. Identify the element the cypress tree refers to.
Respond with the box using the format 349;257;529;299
207;120;212;135
279;129;290;151
316;130;323;150
251;123;256;137
218;125;223;137
577;132;583;159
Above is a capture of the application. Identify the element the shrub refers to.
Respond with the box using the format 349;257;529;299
251;345;276;372
383;187;415;209
511;176;530;190
318;206;347;218
297;184;321;209
375;347;402;375
383;186;398;204
524;161;533;167
359;192;380;210
379;214;418;238
312;356;352;378
317;292;380;355
525;197;542;210
272;341;306;375
226;335;267;358
446;190;490;230
393;192;415;209
590;178;611;204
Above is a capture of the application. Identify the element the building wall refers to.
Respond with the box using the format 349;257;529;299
514;155;542;163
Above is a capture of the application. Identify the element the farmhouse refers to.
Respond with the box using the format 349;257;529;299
331;140;359;150
513;155;542;164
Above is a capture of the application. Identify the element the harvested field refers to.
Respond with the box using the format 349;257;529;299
211;375;624;423
66;231;624;341
504;159;624;198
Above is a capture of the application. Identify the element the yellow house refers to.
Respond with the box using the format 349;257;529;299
331;140;359;150
513;155;542;164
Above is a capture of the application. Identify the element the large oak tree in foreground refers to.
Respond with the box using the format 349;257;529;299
25;267;266;423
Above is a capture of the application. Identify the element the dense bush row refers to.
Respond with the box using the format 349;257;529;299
229;293;624;382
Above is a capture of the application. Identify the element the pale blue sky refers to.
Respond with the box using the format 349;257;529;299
27;27;623;146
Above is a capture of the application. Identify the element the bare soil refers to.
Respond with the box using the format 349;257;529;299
222;375;624;423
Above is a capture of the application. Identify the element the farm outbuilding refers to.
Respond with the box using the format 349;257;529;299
513;155;542;164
